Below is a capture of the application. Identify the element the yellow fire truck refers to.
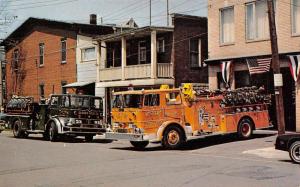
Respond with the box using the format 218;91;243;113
105;84;271;149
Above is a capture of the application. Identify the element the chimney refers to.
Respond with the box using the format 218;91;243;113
90;14;97;25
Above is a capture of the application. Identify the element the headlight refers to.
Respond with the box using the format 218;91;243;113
66;118;75;126
134;128;144;134
75;119;82;124
112;123;119;128
128;123;136;129
94;120;100;125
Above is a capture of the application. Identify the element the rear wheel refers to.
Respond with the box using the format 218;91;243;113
237;118;253;139
85;135;94;142
289;141;300;164
49;122;58;142
130;141;149;149
162;126;185;149
12;120;23;138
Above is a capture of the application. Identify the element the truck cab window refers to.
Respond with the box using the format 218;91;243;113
50;96;59;107
144;94;160;106
166;92;181;105
124;94;142;108
112;95;122;108
91;98;102;109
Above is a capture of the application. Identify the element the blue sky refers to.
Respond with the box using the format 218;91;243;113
0;0;207;39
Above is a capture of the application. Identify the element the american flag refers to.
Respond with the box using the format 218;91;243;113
288;55;300;82
246;58;271;75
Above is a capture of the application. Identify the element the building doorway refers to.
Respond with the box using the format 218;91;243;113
281;68;296;131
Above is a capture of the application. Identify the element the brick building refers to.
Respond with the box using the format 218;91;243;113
1;17;114;102
94;14;208;119
206;0;300;132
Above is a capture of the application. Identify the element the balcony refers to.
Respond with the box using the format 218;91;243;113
99;67;122;81
99;63;173;82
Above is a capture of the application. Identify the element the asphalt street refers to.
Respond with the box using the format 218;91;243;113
0;131;299;187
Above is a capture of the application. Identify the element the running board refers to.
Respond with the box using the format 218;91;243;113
26;130;45;134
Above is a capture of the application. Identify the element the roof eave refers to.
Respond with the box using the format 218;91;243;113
94;26;174;42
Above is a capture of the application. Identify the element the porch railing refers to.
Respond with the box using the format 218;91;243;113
99;63;173;81
157;63;173;78
99;67;122;81
124;64;151;79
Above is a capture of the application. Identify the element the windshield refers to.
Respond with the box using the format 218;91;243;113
70;96;90;108
50;95;102;110
90;97;103;110
112;94;143;108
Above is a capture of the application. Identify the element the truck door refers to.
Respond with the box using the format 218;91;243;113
163;91;184;122
143;94;162;130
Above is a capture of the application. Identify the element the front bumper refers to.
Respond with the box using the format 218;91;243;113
105;132;145;141
275;137;288;151
62;126;106;135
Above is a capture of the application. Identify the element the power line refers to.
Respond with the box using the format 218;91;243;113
103;0;160;22
1;0;72;8
2;0;79;11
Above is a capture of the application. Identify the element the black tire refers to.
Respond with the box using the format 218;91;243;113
130;141;149;149
43;131;50;141
237;118;253;139
12;120;23;138
49;122;59;142
85;135;94;142
162;126;185;149
289;141;300;164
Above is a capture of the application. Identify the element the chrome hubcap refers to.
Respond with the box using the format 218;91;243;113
49;126;53;139
293;146;300;161
241;123;251;137
167;130;179;145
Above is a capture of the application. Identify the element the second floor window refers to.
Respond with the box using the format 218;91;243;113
246;0;269;40
61;38;66;63
220;7;235;44
39;43;44;66
61;81;67;94
190;38;202;68
82;47;96;61
157;38;165;53
292;0;300;35
39;84;45;98
139;41;146;63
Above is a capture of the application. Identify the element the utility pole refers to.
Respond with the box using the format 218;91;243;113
267;0;285;135
149;0;152;26
167;0;169;26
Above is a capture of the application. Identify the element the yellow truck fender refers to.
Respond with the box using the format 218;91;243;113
156;121;185;141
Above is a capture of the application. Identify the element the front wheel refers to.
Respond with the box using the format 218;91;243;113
49;123;59;142
162;126;185;149
130;141;149;150
289;141;300;164
237;118;253;139
12;120;23;138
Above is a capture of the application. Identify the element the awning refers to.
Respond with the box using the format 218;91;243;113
63;81;94;88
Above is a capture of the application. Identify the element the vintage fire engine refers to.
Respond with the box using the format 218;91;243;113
105;84;271;149
5;94;106;142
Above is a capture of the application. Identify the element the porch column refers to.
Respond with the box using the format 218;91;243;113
208;65;218;90
296;85;300;132
96;42;101;83
99;41;107;82
151;30;157;79
121;37;126;80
